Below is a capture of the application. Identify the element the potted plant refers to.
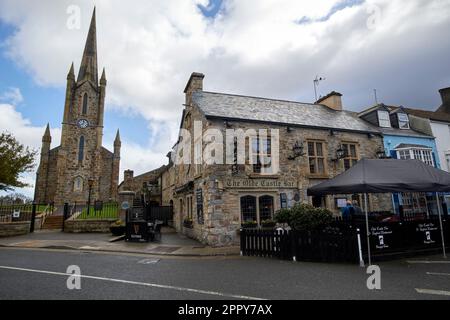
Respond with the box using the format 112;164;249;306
110;220;126;236
261;219;276;229
241;220;257;229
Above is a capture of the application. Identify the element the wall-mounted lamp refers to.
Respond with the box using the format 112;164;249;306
224;121;232;128
288;141;305;160
376;148;391;159
367;133;375;139
329;129;335;136
287;126;293;133
332;145;346;161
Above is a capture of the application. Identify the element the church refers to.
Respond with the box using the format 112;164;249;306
34;9;120;205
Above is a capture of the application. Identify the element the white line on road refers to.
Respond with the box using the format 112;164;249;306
415;288;450;297
427;272;450;277
0;265;265;300
407;260;450;264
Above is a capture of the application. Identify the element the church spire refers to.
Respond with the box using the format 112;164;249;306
114;129;121;146
42;123;51;143
67;62;75;80
77;7;98;84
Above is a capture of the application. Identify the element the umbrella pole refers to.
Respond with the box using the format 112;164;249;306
364;193;372;266
436;192;447;259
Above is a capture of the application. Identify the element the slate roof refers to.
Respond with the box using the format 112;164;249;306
394;143;432;149
192;91;380;133
376;126;433;138
404;108;450;123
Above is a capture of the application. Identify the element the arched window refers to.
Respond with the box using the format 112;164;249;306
74;177;83;192
259;195;274;221
78;136;85;164
240;195;257;223
82;93;88;115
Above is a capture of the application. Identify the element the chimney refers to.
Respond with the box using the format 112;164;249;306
437;87;450;114
315;91;343;111
124;170;134;182
184;72;205;105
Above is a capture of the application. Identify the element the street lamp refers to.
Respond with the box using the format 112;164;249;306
87;178;94;216
288;141;305;160
333;145;347;161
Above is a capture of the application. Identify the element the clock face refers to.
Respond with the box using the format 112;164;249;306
77;119;89;129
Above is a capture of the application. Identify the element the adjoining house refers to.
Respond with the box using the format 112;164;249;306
118;166;167;206
403;87;450;172
358;99;448;217
159;73;392;247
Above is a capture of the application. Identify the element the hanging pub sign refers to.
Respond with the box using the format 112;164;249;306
196;188;204;224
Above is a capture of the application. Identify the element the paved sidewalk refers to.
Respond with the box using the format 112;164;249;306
0;229;240;257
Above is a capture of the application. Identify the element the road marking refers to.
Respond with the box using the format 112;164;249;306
0;265;265;300
415;288;450;297
427;272;450;277
138;258;160;264
407;260;450;264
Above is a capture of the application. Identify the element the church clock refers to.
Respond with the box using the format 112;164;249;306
77;119;89;129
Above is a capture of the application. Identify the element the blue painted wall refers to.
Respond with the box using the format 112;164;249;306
383;135;441;169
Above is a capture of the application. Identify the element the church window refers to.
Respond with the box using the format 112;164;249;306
78;136;85;164
82;93;88;115
74;177;83;192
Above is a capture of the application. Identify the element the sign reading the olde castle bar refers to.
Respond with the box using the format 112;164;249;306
225;179;297;189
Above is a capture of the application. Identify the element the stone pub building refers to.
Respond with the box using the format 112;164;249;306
161;73;391;247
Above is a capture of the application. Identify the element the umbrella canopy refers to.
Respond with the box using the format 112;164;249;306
307;158;450;196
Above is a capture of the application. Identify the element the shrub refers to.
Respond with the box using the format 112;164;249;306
274;203;333;231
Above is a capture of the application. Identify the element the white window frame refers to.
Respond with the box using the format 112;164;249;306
397;113;410;129
396;147;434;166
378;110;391;128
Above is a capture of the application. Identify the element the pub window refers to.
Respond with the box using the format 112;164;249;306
398;113;410;129
186;196;193;220
259;195;274;221
377;110;391;128
78;136;85;164
342;143;358;170
240;195;257;222
397;149;411;160
280;193;288;209
252;135;272;174
82;93;88;115
308;141;326;174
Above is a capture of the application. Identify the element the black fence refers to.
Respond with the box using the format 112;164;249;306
240;217;450;264
0;203;54;233
64;201;119;220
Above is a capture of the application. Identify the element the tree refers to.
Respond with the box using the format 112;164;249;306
0;132;36;191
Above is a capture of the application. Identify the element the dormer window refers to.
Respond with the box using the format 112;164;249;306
398;113;410;129
377;110;391;128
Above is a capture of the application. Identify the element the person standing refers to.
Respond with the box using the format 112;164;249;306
341;200;354;219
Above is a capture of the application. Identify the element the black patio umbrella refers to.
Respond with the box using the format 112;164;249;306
307;159;450;265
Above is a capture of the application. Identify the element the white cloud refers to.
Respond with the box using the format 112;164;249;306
0;0;449;188
0;87;23;105
0;102;61;197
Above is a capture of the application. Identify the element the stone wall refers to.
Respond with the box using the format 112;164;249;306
0;222;30;237
64;218;116;233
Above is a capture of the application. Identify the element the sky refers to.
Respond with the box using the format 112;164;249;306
0;0;449;198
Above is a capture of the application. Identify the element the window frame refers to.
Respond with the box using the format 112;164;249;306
397;113;410;129
251;135;272;174
240;194;275;226
78;136;85;164
82;93;88;115
342;142;359;170
377;110;391;128
307;140;327;176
